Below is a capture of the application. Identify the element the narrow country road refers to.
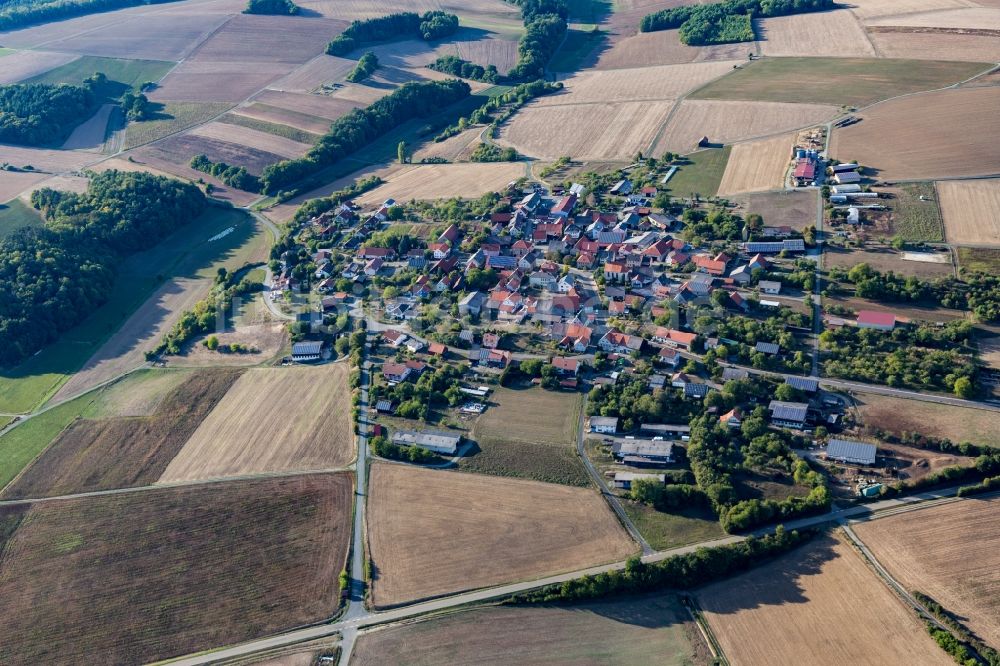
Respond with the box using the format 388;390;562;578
246;210;295;322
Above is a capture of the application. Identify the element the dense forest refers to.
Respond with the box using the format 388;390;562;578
0;171;206;367
190;155;261;193
325;11;459;56
0;81;95;146
507;0;568;80
640;0;834;44
243;0;298;14
0;0;178;31
260;79;471;195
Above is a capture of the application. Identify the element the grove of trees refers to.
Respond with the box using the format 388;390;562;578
0;0;179;31
243;0;299;14
0;81;95;145
640;0;834;44
325;11;459;56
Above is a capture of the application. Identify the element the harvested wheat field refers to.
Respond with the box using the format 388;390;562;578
499;100;676;160
0;144;102;173
853;391;1000;445
653;100;837;155
232;103;333;135
189;14;345;65
188;121;312;158
756;10;876;57
869;30;1000;62
829;87;1000;181
411;127;483;163
0;50;80;84
846;0;979;20
0;473;352;665
717;133;793;196
353;594;711;666
268;54;357;92
2;370;242;499
867;6;1000;29
595;29;749;69
367;463;636;608
355;163;525;204
0;171;48;203
542;61;737;106
936;179;1000;245
854;497;1000;647
254;89;364;121
159;364;354;482
698;534;952;666
455;34;519;74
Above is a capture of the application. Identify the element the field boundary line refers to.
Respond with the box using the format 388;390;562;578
682;595;730;666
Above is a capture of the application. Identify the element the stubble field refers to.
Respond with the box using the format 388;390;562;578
829;87;1000;181
594;29;749;69
0;473;352;665
1;370;241;499
352;594;711;665
717;133;793;196
366;463;636;608
866;6;1000;29
869;30;1000;62
160;364;355;482
755;10;876;57
354;163;526;205
844;0;979;20
541;61;738;106
936;179;1000;245
853;497;1000;647
698;534;953;666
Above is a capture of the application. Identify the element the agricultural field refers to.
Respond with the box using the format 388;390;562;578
366;463;636;608
463;386;588;486
0;144;103;174
854;497;1000;647
0;50;81;84
189;121;313;159
253;90;365;122
852;392;1000;446
958;247;1000;274
410;127;483;163
0;173;48;210
652;100;837;155
539;61;737;106
885;183;946;242
230;104;332;136
594;29;750;70
2;370;241;499
159;364;355;483
221;112;321;144
689;57;989;107
60;104;116;151
844;0;981;20
697;534;953;666
0;473;352;665
353;595;712;665
354;163;526;206
663;147;731;199
869;30;1000;62
23;55;175;89
755;10;876;57
828;87;1000;180
733;189;817;230
498;100;675;161
937;179;1000;246
866;6;1000;29
122;102;234;150
717;133;793;196
622;501;727;551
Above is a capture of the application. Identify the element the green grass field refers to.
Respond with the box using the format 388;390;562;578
0;207;266;414
217;113;320;145
122;101;233;150
0;198;43;239
891;183;944;242
665;147;731;199
958;247;1000;275
689;57;990;107
623;501;726;550
24;56;175;91
549;28;606;73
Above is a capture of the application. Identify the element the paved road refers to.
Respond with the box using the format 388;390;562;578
247;210;295;322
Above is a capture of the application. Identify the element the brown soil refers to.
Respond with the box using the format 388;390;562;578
0;473;352;666
2;369;242;499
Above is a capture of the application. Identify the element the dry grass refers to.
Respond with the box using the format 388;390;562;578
2;369;241;499
472;386;582;448
499;100;676;160
717;133;793;196
366;463;636;608
652;100;837;155
253;89;365;121
188;121;312;158
756;10;876;57
190;14;346;65
354;163;525;204
169;322;287;367
854;497;1000;647
86;368;195;418
411;127;483;162
0;144;102;174
852;392;1000;445
867;6;1000;29
698;534;952;666
0;473;352;665
542;61;737;106
0;50;80;84
595;29;749;69
268;54;358;92
829;87;1000;181
455;34;520;75
122;101;234;150
159;364;354;482
869;30;1000;62
936;179;1000;246
353;595;711;665
733;190;817;229
824;247;955;279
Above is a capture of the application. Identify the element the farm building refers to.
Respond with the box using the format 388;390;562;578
759;280;782;294
291;341;323;363
831;184;861;194
742;239;805;253
785;376;819;393
793;159;816;185
639;423;691;439
768;400;809;428
755;341;780;355
612;472;666;490
832;163;859;173
391;430;462;456
857;310;896;331
590;416;619;434
612;439;675;466
834;171;861;184
826;439;877;466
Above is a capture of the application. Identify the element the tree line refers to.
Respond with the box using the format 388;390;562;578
0;81;95;146
0;171;206;367
326;11;459;56
508;0;568;80
428;55;500;83
190;154;261;193
0;0;178;31
260;79;471;195
640;0;834;44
